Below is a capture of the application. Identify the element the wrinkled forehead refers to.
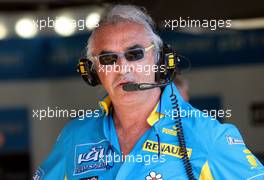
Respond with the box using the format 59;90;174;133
90;21;152;55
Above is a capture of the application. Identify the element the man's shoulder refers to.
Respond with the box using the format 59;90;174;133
184;102;233;127
182;103;241;143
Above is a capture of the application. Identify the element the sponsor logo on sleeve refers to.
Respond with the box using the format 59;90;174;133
226;135;245;145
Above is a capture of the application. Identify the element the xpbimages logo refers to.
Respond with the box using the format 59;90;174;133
32;17;99;31
164;17;232;31
164;108;232;120
32;106;100;120
98;63;166;75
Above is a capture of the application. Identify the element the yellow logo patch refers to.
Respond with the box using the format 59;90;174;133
243;149;259;168
246;155;258;168
162;128;177;136
142;140;192;159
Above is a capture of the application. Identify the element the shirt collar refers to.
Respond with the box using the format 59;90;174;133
99;95;111;115
99;83;185;127
99;97;164;127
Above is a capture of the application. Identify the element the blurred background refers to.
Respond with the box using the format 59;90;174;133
0;0;263;179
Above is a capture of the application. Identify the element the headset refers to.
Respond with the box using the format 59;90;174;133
76;44;196;179
76;58;100;86
76;44;187;87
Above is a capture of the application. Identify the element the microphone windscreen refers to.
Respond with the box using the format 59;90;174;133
122;83;139;91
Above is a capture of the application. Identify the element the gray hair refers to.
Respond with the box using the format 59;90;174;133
86;4;163;63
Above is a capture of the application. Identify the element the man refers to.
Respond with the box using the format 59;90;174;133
33;5;264;180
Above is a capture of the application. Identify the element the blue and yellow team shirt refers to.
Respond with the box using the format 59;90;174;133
33;84;264;180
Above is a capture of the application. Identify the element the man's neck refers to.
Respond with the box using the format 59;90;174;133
111;88;161;155
112;88;161;130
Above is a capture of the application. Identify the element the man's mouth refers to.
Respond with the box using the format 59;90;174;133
117;81;134;86
114;76;137;88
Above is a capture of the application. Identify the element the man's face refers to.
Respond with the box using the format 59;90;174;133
90;22;156;102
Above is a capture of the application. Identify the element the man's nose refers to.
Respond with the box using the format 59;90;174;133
115;55;131;75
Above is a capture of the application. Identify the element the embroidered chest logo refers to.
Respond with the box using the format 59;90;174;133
74;139;110;175
78;146;105;164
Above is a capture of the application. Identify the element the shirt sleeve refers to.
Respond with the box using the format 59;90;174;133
32;122;72;180
207;123;264;180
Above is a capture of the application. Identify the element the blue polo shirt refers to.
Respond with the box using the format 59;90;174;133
33;83;264;180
